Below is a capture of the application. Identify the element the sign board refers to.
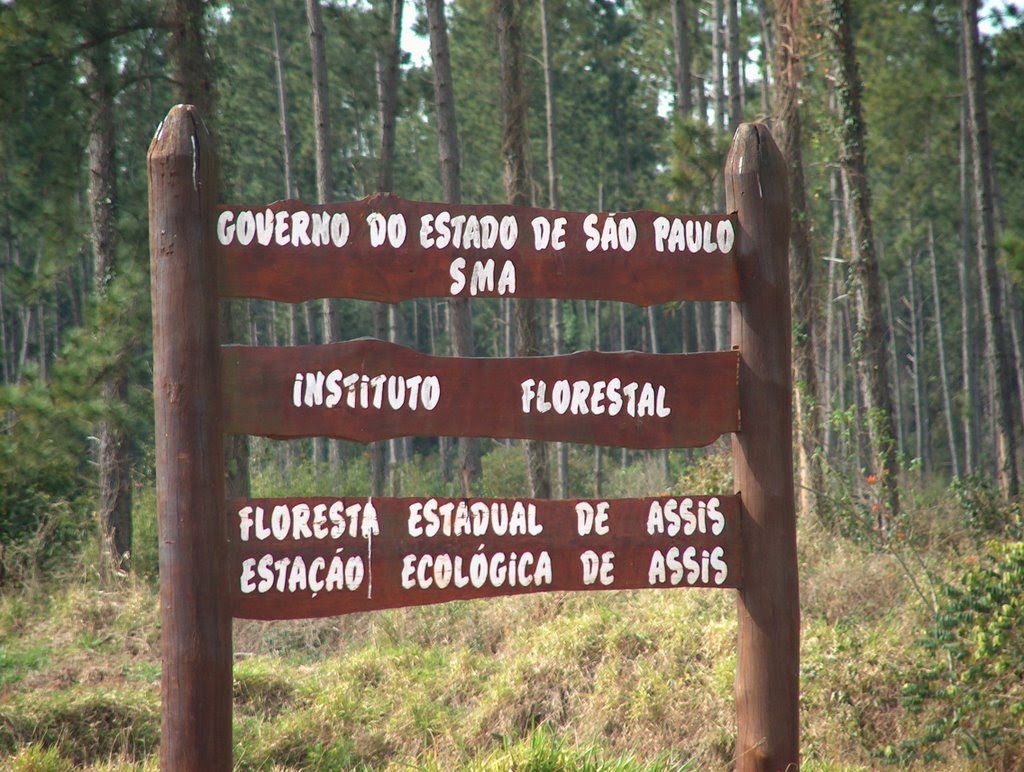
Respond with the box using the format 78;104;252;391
223;339;739;449
217;196;738;305
149;107;798;770
230;495;741;620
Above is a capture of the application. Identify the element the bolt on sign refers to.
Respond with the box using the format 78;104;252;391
150;106;798;771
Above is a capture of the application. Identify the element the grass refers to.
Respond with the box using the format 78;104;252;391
1;450;1021;769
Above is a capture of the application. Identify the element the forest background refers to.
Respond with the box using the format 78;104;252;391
1;0;1023;768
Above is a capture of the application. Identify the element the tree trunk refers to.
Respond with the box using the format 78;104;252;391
670;0;693;117
928;220;960;478
645;305;670;486
271;0;297;199
958;59;978;476
496;0;550;498
307;0;333;202
426;0;482;494
306;0;335;466
712;0;726;133
962;0;1018;497
883;277;905;461
171;0;249;498
823;164;843;460
376;0;402;194
85;18;132;570
271;0;297;475
710;0;729;350
772;0;826;520
370;0;404;491
0;266;9;384
756;0;774;116
539;0;569;498
727;0;742;129
1005;282;1024;438
169;0;214;118
906;252;927;471
830;0;900;527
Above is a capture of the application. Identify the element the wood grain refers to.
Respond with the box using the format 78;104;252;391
222;339;739;449
727;123;800;770
228;495;741;620
217;195;738;305
149;105;232;771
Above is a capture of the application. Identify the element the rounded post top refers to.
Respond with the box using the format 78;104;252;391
148;103;212;163
725;123;791;273
726;123;789;204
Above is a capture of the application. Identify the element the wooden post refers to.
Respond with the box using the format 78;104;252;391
149;104;232;770
726;123;799;769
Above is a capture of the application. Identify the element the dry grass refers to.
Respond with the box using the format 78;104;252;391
1;459;1016;769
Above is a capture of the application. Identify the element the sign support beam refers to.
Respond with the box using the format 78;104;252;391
149;105;232;770
727;124;799;769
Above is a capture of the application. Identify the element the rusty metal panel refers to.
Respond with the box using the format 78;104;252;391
229;494;741;620
216;195;738;305
222;340;739;449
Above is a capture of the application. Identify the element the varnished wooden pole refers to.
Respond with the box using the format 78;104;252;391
727;124;800;770
149;104;232;770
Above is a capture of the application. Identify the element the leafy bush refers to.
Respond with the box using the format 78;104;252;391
950;474;1023;542
671;447;732;495
0;267;153;585
0;371;95;581
248;450;371;498
479;444;529;497
897;541;1024;765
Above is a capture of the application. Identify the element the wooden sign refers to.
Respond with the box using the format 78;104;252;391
222;339;739;449
150;105;798;771
230;495;741;620
217;195;738;305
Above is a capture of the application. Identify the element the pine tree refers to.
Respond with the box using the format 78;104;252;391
828;0;901;526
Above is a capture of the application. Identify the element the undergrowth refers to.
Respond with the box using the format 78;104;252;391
1;450;1022;769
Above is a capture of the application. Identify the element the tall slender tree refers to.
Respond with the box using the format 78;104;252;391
962;0;1018;497
305;0;332;465
495;0;550;498
375;0;404;492
539;0;569;498
927;220;960;478
958;53;979;476
271;0;297;201
425;0;482;495
85;1;132;568
773;0;826;520
671;0;693;117
727;0;742;128
170;0;250;498
828;0;900;526
376;0;402;194
269;0;304;475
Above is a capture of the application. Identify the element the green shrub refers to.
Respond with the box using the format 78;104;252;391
897;541;1024;764
950;474;1023;542
479;445;529;497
